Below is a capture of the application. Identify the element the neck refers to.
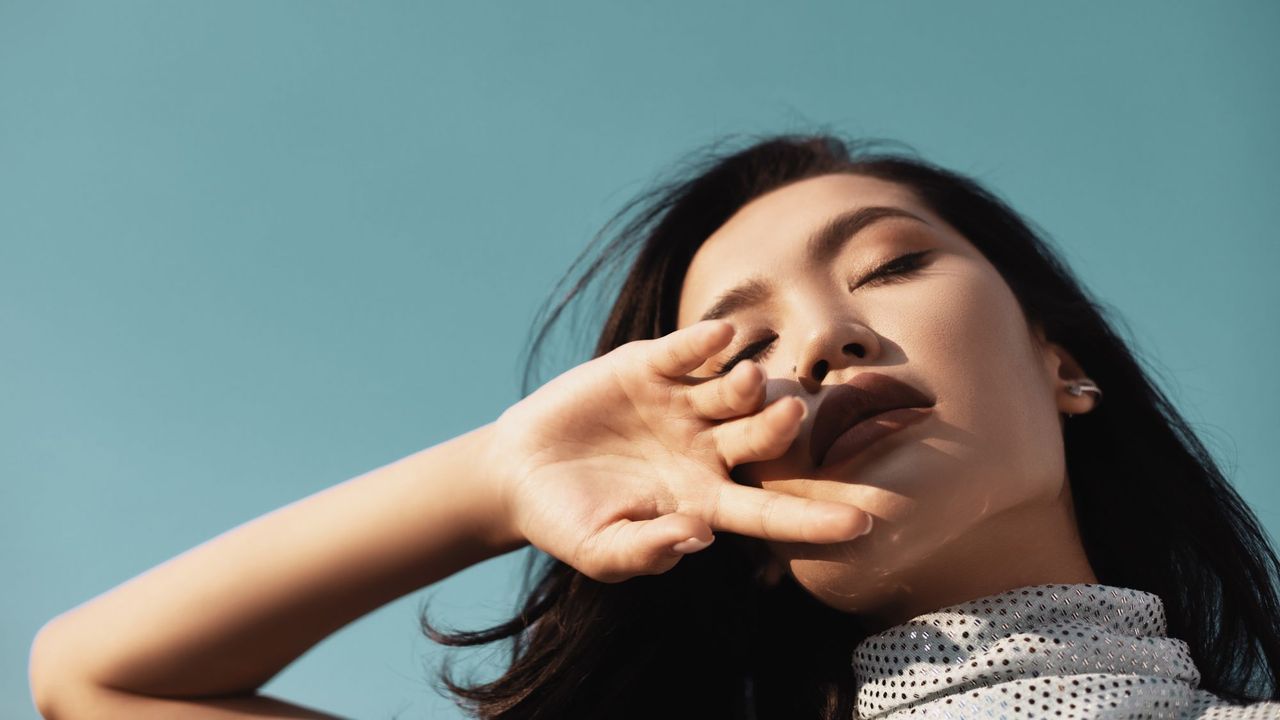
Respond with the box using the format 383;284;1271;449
858;477;1098;634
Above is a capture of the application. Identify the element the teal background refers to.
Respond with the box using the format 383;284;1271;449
4;2;1277;718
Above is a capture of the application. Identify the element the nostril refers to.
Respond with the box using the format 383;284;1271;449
847;343;866;358
812;360;829;381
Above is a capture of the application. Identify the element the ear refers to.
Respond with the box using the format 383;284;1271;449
1031;322;1099;418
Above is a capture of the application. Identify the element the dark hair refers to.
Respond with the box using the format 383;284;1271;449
416;132;1280;718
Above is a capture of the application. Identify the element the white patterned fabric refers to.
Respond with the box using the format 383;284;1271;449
850;583;1280;719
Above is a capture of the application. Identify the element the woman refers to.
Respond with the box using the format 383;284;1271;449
30;134;1280;720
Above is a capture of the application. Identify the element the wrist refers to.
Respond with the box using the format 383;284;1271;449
467;419;529;555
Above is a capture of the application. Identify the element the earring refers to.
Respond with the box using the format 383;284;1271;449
1065;379;1102;418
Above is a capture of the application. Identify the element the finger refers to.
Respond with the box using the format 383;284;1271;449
583;513;715;583
711;483;874;544
712;395;807;468
684;359;767;420
642;320;734;379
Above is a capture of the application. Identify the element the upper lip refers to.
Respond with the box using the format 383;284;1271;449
808;372;935;467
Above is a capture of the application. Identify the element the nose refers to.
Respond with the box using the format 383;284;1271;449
792;321;882;394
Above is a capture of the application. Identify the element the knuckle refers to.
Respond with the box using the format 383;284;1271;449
758;491;781;539
662;340;686;373
710;483;732;533
727;366;752;412
637;345;664;377
715;374;736;414
710;424;736;469
799;497;822;542
622;340;660;378
743;416;766;459
686;382;711;418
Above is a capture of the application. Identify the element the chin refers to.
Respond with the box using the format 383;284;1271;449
768;515;936;614
783;557;882;613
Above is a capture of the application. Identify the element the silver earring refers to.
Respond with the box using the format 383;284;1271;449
1065;379;1102;417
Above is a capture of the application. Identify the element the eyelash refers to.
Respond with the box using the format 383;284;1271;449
711;249;933;376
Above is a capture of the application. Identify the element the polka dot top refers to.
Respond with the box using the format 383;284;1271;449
850;582;1280;719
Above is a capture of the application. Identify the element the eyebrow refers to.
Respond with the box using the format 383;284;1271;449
696;205;931;323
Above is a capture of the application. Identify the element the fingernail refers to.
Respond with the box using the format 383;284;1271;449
672;536;713;554
859;515;874;536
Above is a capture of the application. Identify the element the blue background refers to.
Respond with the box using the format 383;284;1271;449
5;2;1277;718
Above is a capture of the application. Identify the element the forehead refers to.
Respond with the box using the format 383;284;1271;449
677;173;950;328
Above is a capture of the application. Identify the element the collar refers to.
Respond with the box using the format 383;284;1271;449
851;583;1201;718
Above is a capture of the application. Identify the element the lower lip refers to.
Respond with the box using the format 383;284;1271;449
819;407;933;470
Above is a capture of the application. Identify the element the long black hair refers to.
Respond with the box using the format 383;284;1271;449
417;132;1280;719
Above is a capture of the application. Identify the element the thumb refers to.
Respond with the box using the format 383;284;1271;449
595;513;715;582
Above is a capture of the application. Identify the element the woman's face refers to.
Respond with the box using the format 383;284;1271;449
675;173;1097;627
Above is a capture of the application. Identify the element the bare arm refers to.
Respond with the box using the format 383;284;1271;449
29;421;526;719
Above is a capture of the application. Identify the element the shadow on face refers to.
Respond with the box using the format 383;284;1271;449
675;173;1095;625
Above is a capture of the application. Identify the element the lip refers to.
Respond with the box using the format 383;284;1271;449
808;372;935;468
818;406;933;470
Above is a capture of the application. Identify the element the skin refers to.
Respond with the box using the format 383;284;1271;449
674;173;1100;633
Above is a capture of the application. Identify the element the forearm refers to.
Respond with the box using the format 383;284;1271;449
30;421;526;714
34;684;351;720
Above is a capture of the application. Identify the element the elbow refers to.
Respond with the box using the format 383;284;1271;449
30;618;76;720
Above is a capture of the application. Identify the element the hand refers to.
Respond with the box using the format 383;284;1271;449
486;320;873;583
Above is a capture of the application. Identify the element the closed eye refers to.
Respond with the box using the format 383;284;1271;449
851;249;933;291
711;249;933;376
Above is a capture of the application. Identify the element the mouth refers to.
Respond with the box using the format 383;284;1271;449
808;373;935;469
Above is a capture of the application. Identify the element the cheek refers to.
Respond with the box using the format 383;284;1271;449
904;264;1023;411
907;262;1065;506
